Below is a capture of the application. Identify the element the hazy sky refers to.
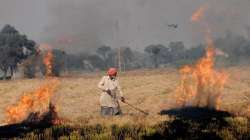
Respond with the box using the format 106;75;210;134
0;0;249;53
0;0;49;41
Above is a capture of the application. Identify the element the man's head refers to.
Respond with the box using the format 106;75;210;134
107;67;117;78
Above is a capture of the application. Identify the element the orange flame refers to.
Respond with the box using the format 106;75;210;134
176;45;227;109
5;44;62;125
43;50;54;77
5;79;59;124
175;5;228;110
39;43;51;50
39;43;54;76
191;6;207;22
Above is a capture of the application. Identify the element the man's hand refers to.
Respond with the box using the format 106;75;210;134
106;89;112;96
121;97;125;103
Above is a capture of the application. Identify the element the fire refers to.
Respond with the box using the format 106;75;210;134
191;6;207;22
5;44;62;125
175;5;228;110
176;46;227;109
39;43;52;51
43;50;54;76
5;79;59;124
39;43;54;77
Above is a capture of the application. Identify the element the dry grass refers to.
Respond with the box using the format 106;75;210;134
0;67;250;126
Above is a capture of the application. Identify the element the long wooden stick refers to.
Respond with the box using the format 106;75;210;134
122;101;149;115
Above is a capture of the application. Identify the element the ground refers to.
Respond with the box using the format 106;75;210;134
0;66;250;127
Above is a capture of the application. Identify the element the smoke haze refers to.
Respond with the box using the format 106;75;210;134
0;0;48;41
0;0;249;53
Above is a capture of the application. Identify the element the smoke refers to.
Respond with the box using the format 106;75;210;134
0;0;48;42
43;0;250;53
43;0;140;53
0;0;249;53
194;0;250;42
247;26;250;40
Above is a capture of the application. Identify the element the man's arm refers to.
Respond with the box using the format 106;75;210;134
117;81;125;102
98;76;107;91
98;76;111;95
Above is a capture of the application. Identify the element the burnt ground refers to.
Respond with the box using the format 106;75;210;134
160;107;232;120
0;122;53;138
0;103;60;138
156;107;238;140
0;107;249;140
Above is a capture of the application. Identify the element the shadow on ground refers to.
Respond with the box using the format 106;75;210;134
149;107;236;140
1;107;249;140
0;122;53;138
0;103;59;138
160;106;232;120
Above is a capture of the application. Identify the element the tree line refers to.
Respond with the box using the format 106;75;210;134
0;25;36;79
1;24;250;79
63;33;250;72
0;25;66;79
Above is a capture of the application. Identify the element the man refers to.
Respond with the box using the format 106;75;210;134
98;68;125;116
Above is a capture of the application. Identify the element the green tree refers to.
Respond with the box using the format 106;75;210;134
169;41;185;61
121;47;134;70
0;24;36;79
96;46;112;68
145;44;169;68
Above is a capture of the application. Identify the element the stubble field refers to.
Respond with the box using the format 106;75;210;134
1;66;250;126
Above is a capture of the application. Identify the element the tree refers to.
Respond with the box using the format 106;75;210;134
41;49;66;77
87;55;105;70
23;53;39;78
96;46;112;68
51;49;66;76
214;32;250;65
168;41;185;61
0;24;36;79
121;47;134;70
145;44;169;68
65;54;85;71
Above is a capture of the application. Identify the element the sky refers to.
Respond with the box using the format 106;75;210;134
0;0;249;53
0;0;49;41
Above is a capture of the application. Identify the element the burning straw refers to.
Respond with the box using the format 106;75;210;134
5;79;59;124
4;45;63;125
175;5;228;110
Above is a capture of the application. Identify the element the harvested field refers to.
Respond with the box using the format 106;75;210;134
1;67;250;126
